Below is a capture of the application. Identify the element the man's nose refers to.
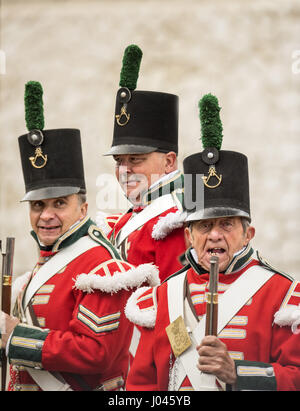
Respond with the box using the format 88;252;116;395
207;225;223;240
119;164;129;173
118;163;133;176
39;207;55;220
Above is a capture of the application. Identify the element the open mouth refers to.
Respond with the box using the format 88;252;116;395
38;226;61;232
125;180;140;187
207;247;226;255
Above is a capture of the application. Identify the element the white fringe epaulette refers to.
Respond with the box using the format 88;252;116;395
95;211;111;236
152;210;185;240
74;263;160;294
274;304;300;334
125;286;157;328
11;271;31;307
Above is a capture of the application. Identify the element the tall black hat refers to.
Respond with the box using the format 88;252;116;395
18;81;86;201
105;45;178;156
183;94;251;222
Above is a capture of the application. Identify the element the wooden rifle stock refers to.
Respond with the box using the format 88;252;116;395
205;255;219;336
1;237;15;391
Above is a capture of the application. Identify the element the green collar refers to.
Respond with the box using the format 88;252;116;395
225;244;255;274
31;216;94;252
140;170;184;206
185;243;255;275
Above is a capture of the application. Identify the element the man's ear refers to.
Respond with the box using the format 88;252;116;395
80;202;88;219
165;151;177;173
244;225;255;246
184;226;193;247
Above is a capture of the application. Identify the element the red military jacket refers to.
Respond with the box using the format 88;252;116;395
125;246;300;391
9;217;159;391
96;171;187;283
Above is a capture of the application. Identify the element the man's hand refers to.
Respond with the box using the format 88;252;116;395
0;311;19;349
197;335;237;385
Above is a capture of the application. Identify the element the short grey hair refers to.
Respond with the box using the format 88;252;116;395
240;217;250;234
77;193;87;205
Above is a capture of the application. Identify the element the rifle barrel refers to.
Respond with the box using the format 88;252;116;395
1;238;14;314
1;237;15;391
205;255;219;336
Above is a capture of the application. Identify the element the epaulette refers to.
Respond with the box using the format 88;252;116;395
88;224;121;260
151;210;185;240
125;286;158;328
74;263;159;295
257;251;293;281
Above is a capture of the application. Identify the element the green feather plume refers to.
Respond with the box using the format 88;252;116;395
119;44;143;90
199;93;223;150
24;81;44;131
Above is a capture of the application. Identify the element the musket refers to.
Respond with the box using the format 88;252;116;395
1;237;15;391
205;255;219;336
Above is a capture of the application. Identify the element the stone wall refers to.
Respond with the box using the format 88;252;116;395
0;0;299;279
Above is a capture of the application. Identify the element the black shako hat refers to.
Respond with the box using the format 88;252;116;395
18;81;86;201
183;94;251;222
105;44;178;156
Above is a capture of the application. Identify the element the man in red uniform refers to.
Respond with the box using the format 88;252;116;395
99;45;187;283
0;81;159;391
125;94;300;391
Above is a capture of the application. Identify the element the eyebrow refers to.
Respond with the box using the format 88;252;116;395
31;196;69;204
113;154;147;161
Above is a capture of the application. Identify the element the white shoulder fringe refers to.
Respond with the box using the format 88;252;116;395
95;211;111;236
152;210;185;240
11;271;31;307
125;286;157;328
274;304;300;334
74;263;160;294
